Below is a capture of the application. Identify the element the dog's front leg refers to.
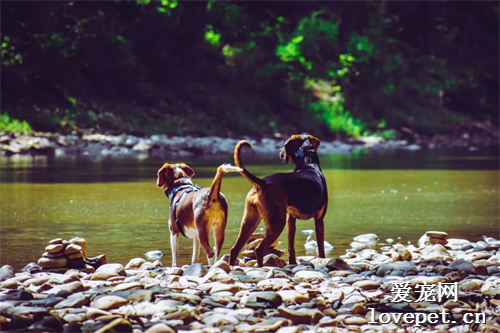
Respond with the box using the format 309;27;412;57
171;232;180;267
192;236;200;264
314;216;326;258
286;215;297;265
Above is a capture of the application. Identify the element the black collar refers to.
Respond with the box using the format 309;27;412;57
295;146;316;164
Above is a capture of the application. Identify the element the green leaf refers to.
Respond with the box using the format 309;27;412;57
292;35;304;44
67;97;77;106
204;25;221;46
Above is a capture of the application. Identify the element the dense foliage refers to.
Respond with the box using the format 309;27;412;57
1;1;498;138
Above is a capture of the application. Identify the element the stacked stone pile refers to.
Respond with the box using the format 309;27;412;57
36;237;106;274
426;231;449;245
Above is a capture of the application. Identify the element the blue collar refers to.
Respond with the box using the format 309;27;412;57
166;184;196;201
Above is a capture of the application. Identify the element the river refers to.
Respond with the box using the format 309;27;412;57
1;147;498;271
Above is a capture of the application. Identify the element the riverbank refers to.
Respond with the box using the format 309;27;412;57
0;123;498;157
0;231;499;332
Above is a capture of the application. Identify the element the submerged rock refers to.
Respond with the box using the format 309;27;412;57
145;250;163;260
0;265;14;282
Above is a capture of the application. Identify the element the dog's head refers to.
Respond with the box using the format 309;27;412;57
279;134;321;164
157;163;195;190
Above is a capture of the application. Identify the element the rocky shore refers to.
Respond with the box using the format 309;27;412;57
1;122;498;157
1;231;499;333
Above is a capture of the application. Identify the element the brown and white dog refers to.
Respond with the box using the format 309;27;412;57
157;163;241;267
229;135;328;267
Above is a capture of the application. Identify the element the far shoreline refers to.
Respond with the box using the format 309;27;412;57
1;125;498;158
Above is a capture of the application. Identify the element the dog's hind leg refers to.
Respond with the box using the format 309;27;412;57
286;215;298;265
171;232;180;267
229;201;261;265
255;209;286;267
197;219;215;265
192;236;200;264
213;218;227;264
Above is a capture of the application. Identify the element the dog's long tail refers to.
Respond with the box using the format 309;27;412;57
234;140;264;190
208;163;242;202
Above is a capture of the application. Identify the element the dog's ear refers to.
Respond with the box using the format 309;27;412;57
157;163;174;189
307;135;321;151
178;163;195;178
280;135;303;164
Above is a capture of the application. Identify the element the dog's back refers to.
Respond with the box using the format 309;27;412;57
267;168;327;215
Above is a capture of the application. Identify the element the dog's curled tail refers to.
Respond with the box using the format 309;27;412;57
234;140;264;190
208;163;243;202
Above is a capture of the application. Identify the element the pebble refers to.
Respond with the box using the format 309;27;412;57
429;237;448;245
352;280;381;290
293;270;326;283
420;244;453;262
90;295;129;311
64;243;83;255
38;257;68;268
344;316;368;325
145;323;175;333
426;231;448;239
393;243;412;261
0;265;14;282
376;261;418;277
90;263;126;280
49;238;63;245
53;293;90;309
42;251;63;259
183;263;208;277
263;254;284;268
1;231;499;332
45;244;64;254
277;306;324;325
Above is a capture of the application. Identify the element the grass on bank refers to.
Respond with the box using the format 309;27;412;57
0;114;32;133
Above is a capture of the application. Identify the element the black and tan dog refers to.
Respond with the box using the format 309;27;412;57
157;163;241;267
229;134;328;267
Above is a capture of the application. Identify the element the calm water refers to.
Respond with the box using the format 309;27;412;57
1;147;499;271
